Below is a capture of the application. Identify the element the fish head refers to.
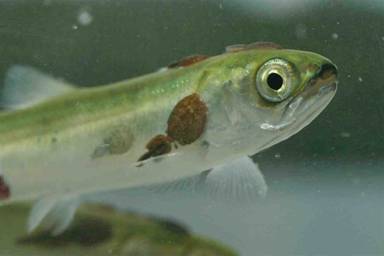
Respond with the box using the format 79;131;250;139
203;48;338;157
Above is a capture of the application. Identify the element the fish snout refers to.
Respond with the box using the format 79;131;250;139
318;62;338;80
305;62;338;97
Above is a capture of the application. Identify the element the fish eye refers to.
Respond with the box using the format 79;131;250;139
256;58;298;102
266;73;284;90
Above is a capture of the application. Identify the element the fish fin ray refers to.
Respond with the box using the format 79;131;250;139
1;65;75;110
145;170;210;194
27;196;57;233
204;156;268;200
146;156;267;201
27;195;80;236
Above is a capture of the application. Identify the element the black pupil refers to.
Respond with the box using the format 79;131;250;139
267;73;283;90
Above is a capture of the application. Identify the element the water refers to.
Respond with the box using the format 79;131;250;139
1;0;383;255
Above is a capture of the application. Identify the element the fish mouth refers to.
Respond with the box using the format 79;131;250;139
300;63;338;101
282;63;338;128
260;63;338;131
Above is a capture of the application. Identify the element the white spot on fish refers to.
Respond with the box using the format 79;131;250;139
72;24;78;30
358;76;363;82
78;10;93;26
260;119;294;131
331;33;339;40
274;153;281;159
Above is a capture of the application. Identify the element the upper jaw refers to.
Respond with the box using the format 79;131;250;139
255;62;338;153
259;62;338;132
301;62;338;100
290;61;338;109
276;63;338;128
284;62;337;122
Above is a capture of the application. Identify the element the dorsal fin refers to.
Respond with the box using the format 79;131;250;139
167;55;209;69
225;41;283;53
1;65;75;110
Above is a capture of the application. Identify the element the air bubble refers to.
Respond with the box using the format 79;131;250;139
78;10;93;26
295;23;307;39
340;132;351;138
331;33;339;40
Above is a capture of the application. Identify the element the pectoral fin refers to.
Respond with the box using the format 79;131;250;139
147;156;268;201
204;156;268;199
27;195;80;236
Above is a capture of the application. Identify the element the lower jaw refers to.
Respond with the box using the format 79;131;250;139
267;82;336;132
291;85;336;130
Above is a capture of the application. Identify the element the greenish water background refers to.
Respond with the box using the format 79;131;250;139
0;0;383;255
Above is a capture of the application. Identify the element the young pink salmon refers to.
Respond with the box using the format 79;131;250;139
0;42;337;234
